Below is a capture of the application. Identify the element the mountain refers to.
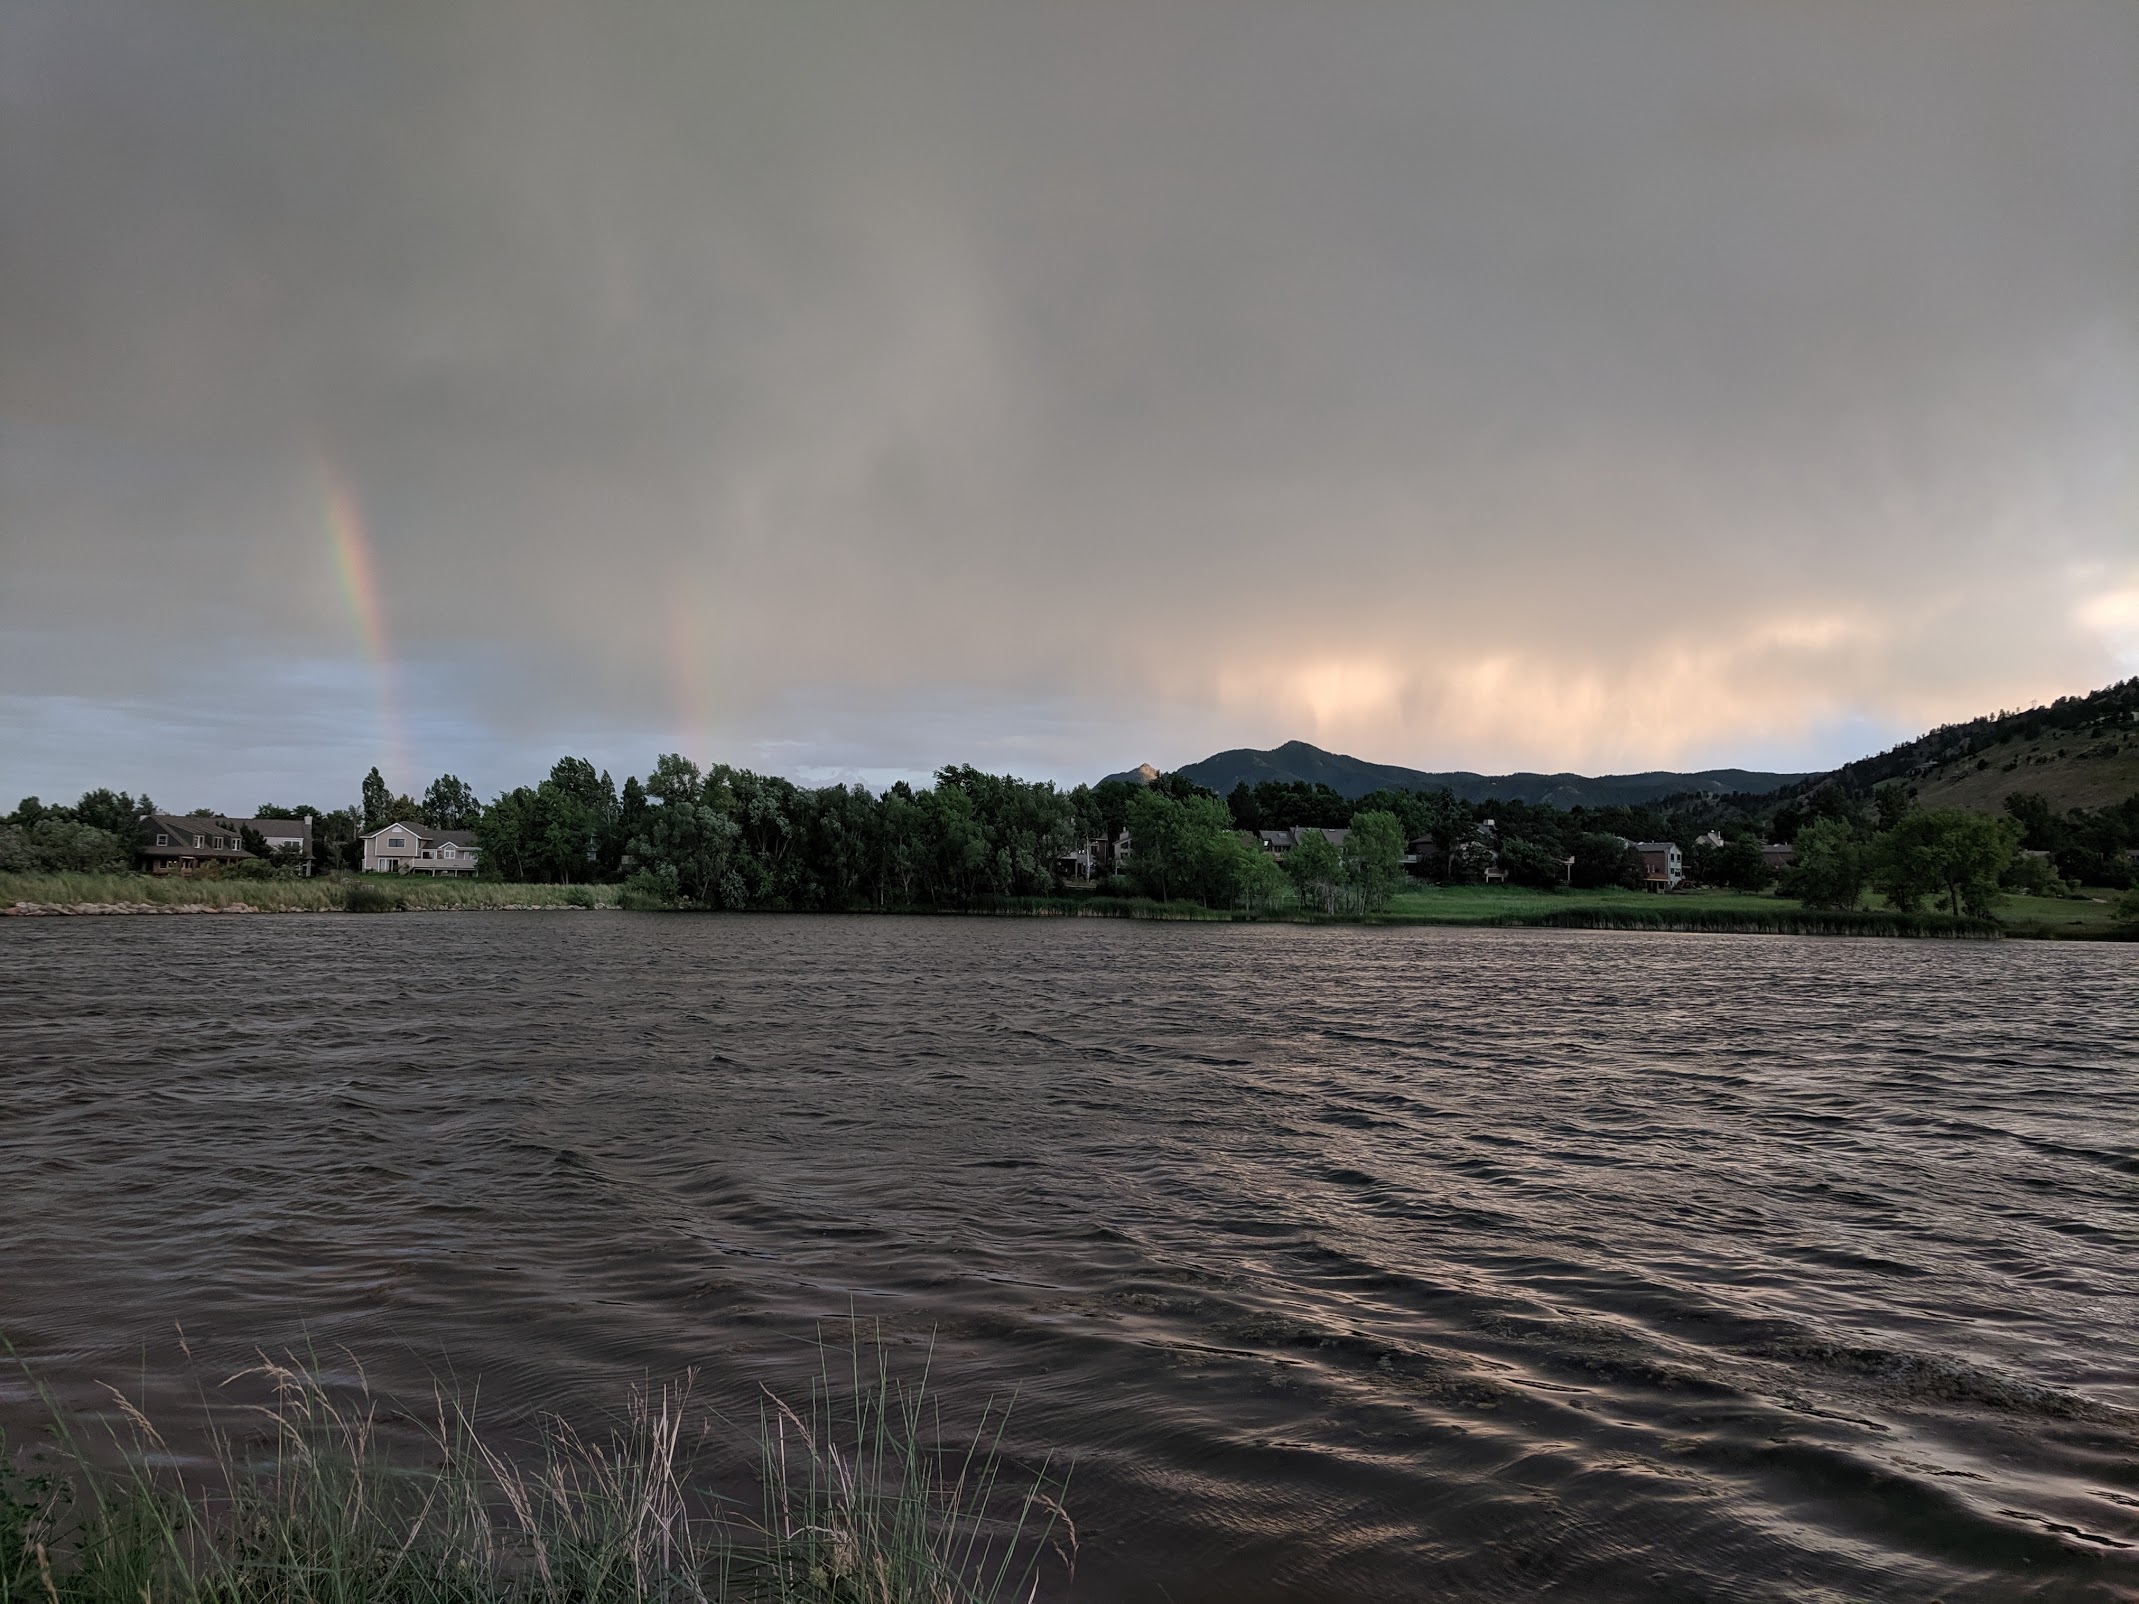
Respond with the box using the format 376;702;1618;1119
1105;740;1811;809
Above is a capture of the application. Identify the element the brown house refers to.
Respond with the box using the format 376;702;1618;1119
136;814;251;876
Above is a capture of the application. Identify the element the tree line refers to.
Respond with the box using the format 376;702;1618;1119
8;748;2135;921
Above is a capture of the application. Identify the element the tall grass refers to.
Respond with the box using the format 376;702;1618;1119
0;873;619;914
1482;905;2005;938
0;1334;1070;1604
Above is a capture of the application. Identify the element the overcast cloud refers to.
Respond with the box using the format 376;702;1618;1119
4;0;2135;807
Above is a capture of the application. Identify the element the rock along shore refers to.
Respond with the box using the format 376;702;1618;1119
4;901;597;916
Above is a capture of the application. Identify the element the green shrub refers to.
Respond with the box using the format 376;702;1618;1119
618;868;678;910
343;881;402;913
0;819;132;874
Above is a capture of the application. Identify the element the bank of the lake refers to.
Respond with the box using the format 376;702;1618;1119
0;870;623;914
5;870;2131;938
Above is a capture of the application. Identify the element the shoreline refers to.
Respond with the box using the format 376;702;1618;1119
6;877;2128;939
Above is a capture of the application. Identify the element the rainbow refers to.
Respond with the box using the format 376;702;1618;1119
322;467;407;786
664;585;714;763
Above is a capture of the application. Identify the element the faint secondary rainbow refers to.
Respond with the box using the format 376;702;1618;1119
322;467;408;785
664;586;714;762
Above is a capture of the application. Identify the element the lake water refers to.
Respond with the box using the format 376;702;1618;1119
3;914;2135;1601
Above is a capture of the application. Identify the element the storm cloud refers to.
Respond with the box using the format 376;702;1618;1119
4;0;2135;806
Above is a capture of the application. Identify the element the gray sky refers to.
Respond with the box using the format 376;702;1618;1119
4;0;2135;808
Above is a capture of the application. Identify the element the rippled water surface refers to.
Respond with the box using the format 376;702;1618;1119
4;915;2136;1600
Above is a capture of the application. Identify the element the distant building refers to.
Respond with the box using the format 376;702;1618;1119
358;820;480;876
1057;837;1110;880
1059;828;1132;880
1761;842;1795;871
1631;840;1684;891
136;814;251;876
229;816;313;874
1254;826;1348;855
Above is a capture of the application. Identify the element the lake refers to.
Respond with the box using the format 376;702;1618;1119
2;914;2134;1600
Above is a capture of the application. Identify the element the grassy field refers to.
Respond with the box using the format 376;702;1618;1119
1382;883;1777;923
1;870;620;913
1989;888;2131;938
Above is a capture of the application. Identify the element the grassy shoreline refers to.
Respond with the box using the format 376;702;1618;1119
4;871;2128;939
1;871;621;914
2;1340;1070;1604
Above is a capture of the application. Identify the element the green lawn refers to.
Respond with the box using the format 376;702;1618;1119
1382;883;1796;923
1377;880;2130;938
1990;888;2128;936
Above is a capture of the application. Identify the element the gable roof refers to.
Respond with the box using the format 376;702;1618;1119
138;815;250;855
230;816;312;842
363;821;479;849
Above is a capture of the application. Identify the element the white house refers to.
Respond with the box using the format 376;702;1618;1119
358;821;480;876
232;816;313;874
1631;840;1684;891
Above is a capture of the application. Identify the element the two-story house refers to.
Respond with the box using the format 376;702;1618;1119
232;816;314;874
358;821;480;876
1632;840;1684;891
136;815;252;876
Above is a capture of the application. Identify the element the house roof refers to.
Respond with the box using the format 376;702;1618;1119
230;816;312;842
1256;826;1348;849
138;815;250;856
363;821;478;849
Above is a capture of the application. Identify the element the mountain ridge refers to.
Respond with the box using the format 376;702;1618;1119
1105;740;1811;809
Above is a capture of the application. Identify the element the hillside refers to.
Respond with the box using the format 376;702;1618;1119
1106;740;1809;808
1900;729;2139;814
1780;677;2139;813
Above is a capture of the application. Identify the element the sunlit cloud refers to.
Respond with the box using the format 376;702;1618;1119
2077;583;2139;672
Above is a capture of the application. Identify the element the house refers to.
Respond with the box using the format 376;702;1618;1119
1761;842;1795;871
358;820;480;876
136;814;252;876
1631;840;1684;891
1254;826;1348;855
1106;827;1131;874
230;816;313;874
1057;838;1107;880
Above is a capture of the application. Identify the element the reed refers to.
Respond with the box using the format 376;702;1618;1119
1487;905;2003;938
0;1333;1070;1604
0;873;620;915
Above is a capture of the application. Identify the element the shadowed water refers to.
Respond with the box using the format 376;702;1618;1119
2;914;2135;1601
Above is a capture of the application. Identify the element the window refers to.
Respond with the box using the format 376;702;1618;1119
388;837;405;849
442;846;455;857
192;835;204;848
156;834;168;846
